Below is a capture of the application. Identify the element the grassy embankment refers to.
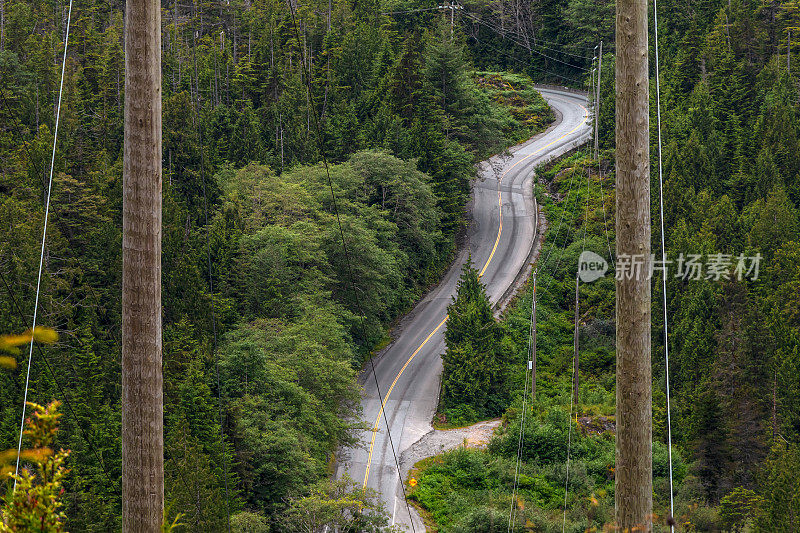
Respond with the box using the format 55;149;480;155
474;71;555;151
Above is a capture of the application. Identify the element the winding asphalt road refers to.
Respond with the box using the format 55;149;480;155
335;87;592;531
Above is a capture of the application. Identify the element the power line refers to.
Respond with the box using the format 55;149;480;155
544;162;580;298
462;11;586;70
458;8;593;58
540;161;587;295
653;0;675;527
507;279;535;532
539;166;580;270
532;162;582;304
381;6;440;14
561;153;593;531
460;11;590;71
468;37;585;85
527;40;591;61
461;10;592;60
581;164;591;251
15;0;73;486
598;166;615;267
561;276;578;533
284;5;417;530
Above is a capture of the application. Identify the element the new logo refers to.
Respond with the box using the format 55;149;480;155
578;251;608;283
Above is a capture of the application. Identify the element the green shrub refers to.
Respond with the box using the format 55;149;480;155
230;511;270;533
450;506;508;532
444;404;480;427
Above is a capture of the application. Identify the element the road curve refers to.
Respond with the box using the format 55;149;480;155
335;88;591;531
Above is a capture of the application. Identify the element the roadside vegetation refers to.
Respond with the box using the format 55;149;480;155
411;152;675;531
418;135;800;531
474;72;555;148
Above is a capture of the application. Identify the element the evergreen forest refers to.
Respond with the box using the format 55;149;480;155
1;0;800;529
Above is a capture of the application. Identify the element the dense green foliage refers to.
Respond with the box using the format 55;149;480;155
0;329;69;532
0;0;554;527
412;153;641;532
473;72;554;147
648;17;800;525
387;0;608;84
647;0;800;526
410;417;684;532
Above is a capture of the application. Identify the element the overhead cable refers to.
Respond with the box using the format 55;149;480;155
653;0;676;527
14;0;74;487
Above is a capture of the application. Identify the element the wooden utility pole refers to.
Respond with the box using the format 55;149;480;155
615;0;652;526
122;0;163;527
530;271;537;402
573;274;579;407
450;2;454;38
594;41;603;160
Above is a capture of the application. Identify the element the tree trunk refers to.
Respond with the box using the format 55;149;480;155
773;367;777;437
531;272;537;401
615;0;652;526
122;0;163;528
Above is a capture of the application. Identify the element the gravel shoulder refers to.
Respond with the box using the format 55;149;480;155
398;419;503;482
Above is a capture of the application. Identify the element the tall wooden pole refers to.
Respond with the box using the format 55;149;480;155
122;0;163;527
450;2;454;38
530;272;537;402
594;41;603;160
573;274;579;407
615;0;652;526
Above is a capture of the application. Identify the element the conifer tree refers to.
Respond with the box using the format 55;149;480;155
441;258;506;419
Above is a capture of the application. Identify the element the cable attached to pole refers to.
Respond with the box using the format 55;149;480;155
507;272;536;532
562;273;579;533
653;0;675;527
14;0;74;486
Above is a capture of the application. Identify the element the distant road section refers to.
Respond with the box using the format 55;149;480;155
336;87;592;531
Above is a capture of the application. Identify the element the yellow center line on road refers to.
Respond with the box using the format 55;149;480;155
362;100;590;489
